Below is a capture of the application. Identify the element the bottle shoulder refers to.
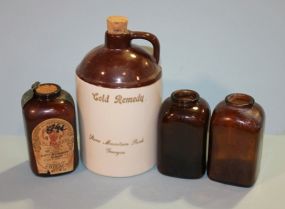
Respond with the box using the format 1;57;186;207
76;44;161;88
22;93;75;120
159;97;210;124
211;101;265;130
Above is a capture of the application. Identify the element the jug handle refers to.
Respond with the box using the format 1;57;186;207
130;31;160;64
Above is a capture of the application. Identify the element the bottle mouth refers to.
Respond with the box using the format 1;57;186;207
225;93;254;107
34;83;61;99
171;89;199;106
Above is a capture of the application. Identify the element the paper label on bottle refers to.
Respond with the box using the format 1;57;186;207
31;118;74;174
76;76;162;177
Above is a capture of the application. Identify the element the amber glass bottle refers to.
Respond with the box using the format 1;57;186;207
157;90;210;178
76;16;161;177
22;82;79;176
208;93;265;187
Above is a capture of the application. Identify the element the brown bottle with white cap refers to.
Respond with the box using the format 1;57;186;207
76;16;162;177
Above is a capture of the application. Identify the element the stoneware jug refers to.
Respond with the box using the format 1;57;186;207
76;16;162;177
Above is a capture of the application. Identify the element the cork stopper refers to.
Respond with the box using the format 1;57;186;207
107;16;128;34
35;84;59;94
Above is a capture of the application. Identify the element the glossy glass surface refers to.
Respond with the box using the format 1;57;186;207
208;93;265;187
158;90;210;178
22;84;79;177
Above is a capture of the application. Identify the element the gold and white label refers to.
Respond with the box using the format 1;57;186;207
32;118;74;174
76;76;162;177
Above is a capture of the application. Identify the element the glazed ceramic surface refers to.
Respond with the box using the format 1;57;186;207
76;22;162;177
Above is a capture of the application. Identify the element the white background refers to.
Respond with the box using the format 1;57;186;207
1;0;284;135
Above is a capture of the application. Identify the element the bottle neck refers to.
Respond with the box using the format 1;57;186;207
33;83;61;100
171;90;199;107
105;31;131;49
225;93;254;108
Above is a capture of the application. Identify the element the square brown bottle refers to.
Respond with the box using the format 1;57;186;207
22;82;79;176
157;90;210;178
208;93;265;187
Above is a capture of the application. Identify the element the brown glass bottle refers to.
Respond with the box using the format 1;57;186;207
22;82;79;177
76;16;162;177
208;93;265;187
157;90;210;178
